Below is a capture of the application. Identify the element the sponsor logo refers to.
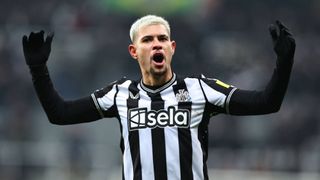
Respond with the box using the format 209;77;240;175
129;91;140;99
128;106;190;130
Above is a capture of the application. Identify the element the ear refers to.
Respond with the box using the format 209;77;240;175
128;44;138;60
171;40;176;54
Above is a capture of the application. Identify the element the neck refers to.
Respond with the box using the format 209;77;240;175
142;71;173;87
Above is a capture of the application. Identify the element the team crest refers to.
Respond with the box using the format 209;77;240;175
175;89;191;102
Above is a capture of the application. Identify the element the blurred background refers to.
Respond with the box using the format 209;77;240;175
1;0;320;179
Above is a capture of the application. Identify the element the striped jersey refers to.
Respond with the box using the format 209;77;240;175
91;73;237;180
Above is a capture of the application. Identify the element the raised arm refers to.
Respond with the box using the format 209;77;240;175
229;20;296;115
22;31;101;124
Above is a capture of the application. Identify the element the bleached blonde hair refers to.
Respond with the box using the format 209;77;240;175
130;15;171;43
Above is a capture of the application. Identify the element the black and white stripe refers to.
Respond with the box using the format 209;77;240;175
172;78;193;180
91;74;236;180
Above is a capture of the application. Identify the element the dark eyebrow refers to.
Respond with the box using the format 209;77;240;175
140;34;169;42
158;34;169;39
141;35;153;41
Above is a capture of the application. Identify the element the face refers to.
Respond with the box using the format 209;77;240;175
129;24;176;84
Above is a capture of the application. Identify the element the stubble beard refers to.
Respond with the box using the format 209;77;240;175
150;65;168;79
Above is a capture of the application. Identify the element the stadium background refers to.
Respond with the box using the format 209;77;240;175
0;0;319;179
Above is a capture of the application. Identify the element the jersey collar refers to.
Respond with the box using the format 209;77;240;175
140;73;176;94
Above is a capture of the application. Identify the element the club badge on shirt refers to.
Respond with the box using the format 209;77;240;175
175;89;191;102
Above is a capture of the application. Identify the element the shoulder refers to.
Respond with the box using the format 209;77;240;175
94;77;138;97
197;74;235;94
175;74;201;82
104;77;139;87
176;74;226;85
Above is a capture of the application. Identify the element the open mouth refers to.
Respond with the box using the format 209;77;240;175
152;53;164;63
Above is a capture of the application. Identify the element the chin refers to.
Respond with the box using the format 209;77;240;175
150;68;167;77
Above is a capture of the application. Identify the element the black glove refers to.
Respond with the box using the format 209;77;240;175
22;31;54;66
269;20;295;62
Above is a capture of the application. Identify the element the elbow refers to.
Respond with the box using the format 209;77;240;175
266;101;282;113
48;120;63;125
43;105;69;125
48;117;63;125
46;114;66;125
269;106;281;113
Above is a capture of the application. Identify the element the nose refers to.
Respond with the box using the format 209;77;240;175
152;39;162;50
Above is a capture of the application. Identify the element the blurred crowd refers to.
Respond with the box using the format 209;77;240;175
1;0;320;179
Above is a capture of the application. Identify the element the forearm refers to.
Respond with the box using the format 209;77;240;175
229;57;293;115
30;65;101;125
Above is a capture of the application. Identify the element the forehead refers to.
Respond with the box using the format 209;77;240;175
136;24;169;39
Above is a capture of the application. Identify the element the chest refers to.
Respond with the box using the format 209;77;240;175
115;87;206;130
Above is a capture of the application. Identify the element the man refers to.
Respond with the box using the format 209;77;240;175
22;15;295;180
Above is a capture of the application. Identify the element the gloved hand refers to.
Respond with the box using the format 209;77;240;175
269;20;295;61
22;31;54;66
